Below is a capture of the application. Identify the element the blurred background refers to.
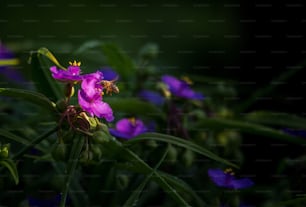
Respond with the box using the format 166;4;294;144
2;1;306;205
1;0;306;113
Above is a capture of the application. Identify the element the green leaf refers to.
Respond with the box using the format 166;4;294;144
0;88;56;113
194;117;306;145
75;41;136;80
28;47;64;101
60;135;85;207
117;163;206;207
123;147;168;207
122;148;190;206
0;129;46;152
244;111;306;130
13;126;58;160
36;47;66;69
98;135;191;206
106;97;165;119
274;195;306;207
100;43;136;80
0;159;19;184
125;132;238;168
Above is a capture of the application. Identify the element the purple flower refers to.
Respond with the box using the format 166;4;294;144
283;128;306;138
138;90;165;106
0;43;25;83
208;168;254;189
99;67;118;81
27;193;69;207
110;118;148;139
50;61;82;83
78;71;114;121
161;75;204;100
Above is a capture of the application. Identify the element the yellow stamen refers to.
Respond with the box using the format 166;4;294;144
162;88;171;98
0;58;19;66
69;60;81;66
224;168;235;175
181;76;193;85
128;117;136;126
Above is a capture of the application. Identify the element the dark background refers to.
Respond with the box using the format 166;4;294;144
2;0;306;204
1;0;306;112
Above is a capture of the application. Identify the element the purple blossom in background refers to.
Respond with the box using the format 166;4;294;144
99;67;118;80
161;75;204;100
27;194;69;207
283;128;306;138
50;61;82;83
78;71;114;121
0;43;25;83
138;90;165;106
110;118;148;139
208;168;254;189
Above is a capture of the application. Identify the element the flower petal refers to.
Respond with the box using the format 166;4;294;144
91;100;114;121
232;178;254;189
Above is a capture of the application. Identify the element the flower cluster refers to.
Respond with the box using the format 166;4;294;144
50;61;118;122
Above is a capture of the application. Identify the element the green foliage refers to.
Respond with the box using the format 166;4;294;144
1;43;305;207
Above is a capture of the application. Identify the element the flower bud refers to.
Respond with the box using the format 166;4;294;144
55;99;68;113
79;150;93;164
52;143;68;162
92;131;111;144
0;145;9;158
166;145;177;164
145;140;158;148
91;144;102;160
96;122;110;134
182;149;195;167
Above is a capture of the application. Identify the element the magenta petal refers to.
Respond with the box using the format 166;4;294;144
91;100;114;121
109;129;133;139
133;120;148;136
208;168;254;189
110;118;148;139
232;178;254;189
161;75;184;91
78;90;94;116
162;75;204;100
50;66;82;82
116;118;134;135
208;169;229;187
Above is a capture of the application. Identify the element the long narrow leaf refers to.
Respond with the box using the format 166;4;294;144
59;135;84;207
244;111;306;130
0;88;56;113
13;126;58;160
123;147;169;207
28;48;63;101
0;129;45;152
195;118;306;144
99;136;191;206
0;159;19;184
125;132;238;168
